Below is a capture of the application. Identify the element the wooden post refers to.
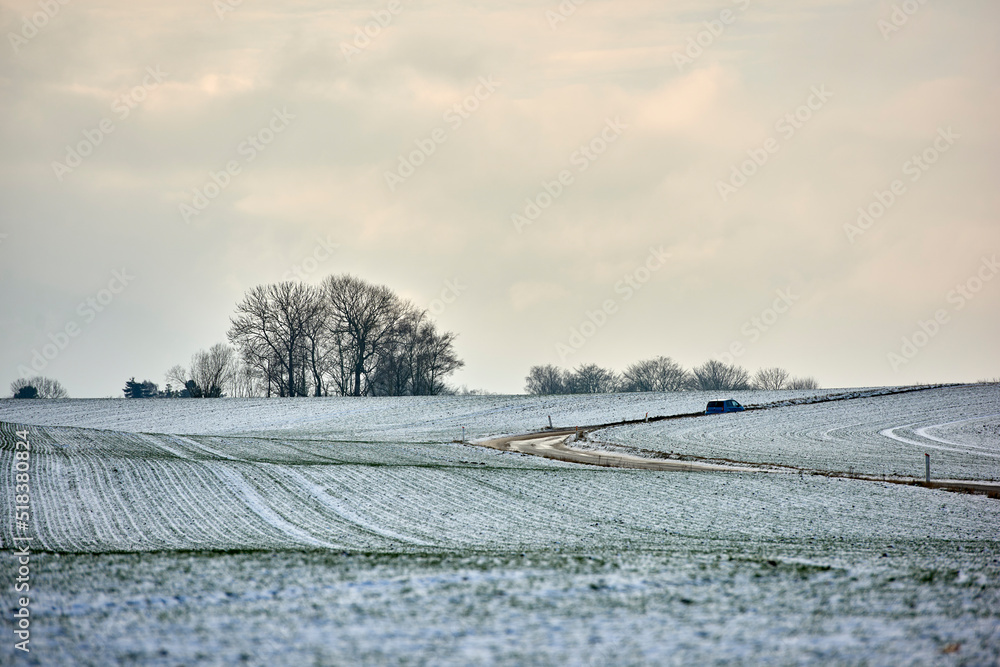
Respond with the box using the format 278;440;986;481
548;415;553;429
925;453;930;484
461;426;465;443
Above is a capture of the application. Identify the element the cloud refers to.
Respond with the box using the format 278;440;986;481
1;0;998;394
509;281;570;311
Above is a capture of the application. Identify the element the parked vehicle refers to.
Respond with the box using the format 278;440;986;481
705;399;745;414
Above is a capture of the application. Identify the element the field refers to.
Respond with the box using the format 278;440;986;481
1;385;998;665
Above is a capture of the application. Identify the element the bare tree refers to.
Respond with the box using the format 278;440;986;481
324;326;357;397
566;363;621;394
10;376;68;399
226;355;266;397
524;365;568;395
228;275;464;398
788;376;819;390
300;289;331;396
370;309;465;396
165;365;188;393
229;282;319;397
323;274;407;397
372;307;422;396
752;367;790;391
691;360;751;391
190;343;234;397
622;356;691;392
417;321;464;395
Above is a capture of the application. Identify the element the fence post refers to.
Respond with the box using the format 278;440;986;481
925;453;930;484
548;415;553;429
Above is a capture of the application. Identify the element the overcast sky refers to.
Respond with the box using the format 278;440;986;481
1;0;997;397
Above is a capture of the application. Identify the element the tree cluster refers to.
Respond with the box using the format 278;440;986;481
123;377;161;398
10;376;68;399
227;274;464;397
525;357;818;394
165;343;235;398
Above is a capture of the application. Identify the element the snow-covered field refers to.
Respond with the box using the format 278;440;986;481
1;385;998;665
597;384;1000;481
0;386;854;442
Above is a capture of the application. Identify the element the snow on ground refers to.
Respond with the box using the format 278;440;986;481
0;387;851;442
5;418;997;554
1;386;998;665
12;545;1000;666
597;384;1000;481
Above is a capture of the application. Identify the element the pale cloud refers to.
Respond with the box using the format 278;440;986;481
509;281;571;311
1;0;997;395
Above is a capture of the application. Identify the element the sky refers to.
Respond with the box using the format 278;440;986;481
0;0;998;398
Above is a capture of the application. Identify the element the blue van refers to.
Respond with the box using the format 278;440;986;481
705;399;745;414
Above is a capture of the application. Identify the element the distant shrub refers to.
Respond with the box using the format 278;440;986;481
788;377;819;390
10;376;68;399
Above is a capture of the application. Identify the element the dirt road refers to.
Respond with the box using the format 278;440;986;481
476;429;753;472
473;428;1000;498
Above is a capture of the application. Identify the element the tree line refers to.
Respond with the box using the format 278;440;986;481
228;274;463;397
524;357;818;394
9;376;68;399
122;274;465;398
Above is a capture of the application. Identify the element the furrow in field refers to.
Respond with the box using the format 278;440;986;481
293;465;465;548
292;464;580;549
913;413;1000;451
133;457;211;545
423;469;609;546
71;452;133;548
598;386;1000;480
275;467;434;546
34;453;96;551
248;436;348;464
423;468;633;548
167;460;295;550
36;453;114;551
204;463;338;550
227;463;396;550
133;432;195;460
26;440;319;552
89;454;165;546
170;434;239;460
375;467;557;547
293;465;445;547
91;453;240;549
